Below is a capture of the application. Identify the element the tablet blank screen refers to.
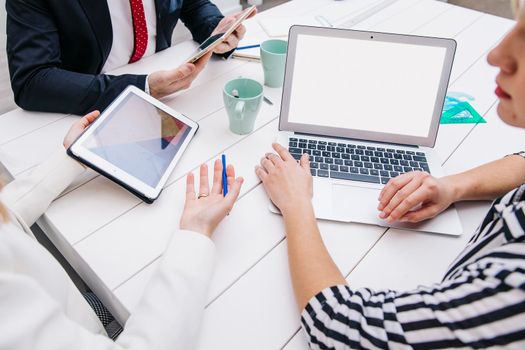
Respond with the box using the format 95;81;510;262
82;93;192;187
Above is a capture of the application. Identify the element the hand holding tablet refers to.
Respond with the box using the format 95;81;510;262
63;110;101;149
68;86;199;203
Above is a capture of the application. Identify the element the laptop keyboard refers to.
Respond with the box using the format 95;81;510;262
288;137;430;185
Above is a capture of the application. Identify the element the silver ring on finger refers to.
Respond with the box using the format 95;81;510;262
198;193;209;199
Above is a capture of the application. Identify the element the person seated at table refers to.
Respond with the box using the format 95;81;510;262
255;1;525;347
6;0;253;115
0;110;244;348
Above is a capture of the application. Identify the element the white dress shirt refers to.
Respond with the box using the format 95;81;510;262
0;148;216;349
102;0;157;73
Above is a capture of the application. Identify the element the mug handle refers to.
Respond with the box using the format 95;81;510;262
234;101;245;121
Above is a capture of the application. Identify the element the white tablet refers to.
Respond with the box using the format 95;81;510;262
68;86;199;203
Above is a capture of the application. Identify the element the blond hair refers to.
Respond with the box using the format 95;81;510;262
0;181;8;223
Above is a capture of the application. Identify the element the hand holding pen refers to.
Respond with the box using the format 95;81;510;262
180;156;243;237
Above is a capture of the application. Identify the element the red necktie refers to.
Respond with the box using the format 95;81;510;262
129;0;148;63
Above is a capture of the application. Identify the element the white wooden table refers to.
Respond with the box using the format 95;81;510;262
0;1;523;349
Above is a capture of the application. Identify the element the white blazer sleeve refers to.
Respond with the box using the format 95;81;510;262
0;229;215;350
0;147;85;226
116;230;216;350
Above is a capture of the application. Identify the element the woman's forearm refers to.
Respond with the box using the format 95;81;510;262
281;154;525;311
446;154;525;202
282;203;346;311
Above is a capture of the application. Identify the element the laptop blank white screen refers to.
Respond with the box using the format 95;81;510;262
287;34;448;138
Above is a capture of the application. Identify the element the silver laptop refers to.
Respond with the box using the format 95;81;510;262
272;25;463;236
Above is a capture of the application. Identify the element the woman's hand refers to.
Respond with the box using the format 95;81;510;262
377;171;458;223
180;159;244;237
63;110;100;149
255;143;313;214
211;8;257;54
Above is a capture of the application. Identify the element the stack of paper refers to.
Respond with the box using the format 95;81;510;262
232;45;261;61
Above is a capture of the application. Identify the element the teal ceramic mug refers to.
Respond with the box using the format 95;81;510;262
260;39;288;88
223;78;263;135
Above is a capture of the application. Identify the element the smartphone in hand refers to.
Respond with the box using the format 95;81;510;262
185;6;257;63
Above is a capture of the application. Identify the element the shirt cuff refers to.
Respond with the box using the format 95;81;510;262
301;286;338;321
145;75;150;95
510;151;525;159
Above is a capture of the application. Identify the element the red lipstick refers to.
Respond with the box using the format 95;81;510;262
495;85;511;99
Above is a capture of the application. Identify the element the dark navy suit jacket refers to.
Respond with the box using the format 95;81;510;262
6;0;224;114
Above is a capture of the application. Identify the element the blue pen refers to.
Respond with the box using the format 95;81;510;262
236;44;260;50
221;154;228;197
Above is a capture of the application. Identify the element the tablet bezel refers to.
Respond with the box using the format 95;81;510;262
68;85;199;203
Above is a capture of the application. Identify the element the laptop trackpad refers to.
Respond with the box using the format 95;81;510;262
332;184;384;224
332;183;464;236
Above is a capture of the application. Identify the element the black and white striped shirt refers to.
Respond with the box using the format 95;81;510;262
302;155;525;349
